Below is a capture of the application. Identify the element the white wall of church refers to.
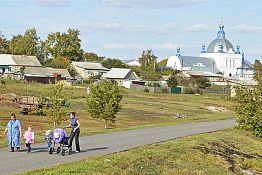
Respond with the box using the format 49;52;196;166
166;56;182;70
200;52;242;76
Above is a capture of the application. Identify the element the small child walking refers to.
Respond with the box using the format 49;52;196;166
24;126;35;153
44;130;53;148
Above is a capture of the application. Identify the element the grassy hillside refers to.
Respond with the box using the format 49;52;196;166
20;129;262;175
0;82;235;148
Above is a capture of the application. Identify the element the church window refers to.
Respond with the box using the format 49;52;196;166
229;60;232;67
233;60;235;67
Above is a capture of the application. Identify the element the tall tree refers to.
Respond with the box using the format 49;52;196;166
47;56;71;69
9;28;40;56
101;58;125;69
86;80;123;129
45;29;83;61
0;34;9;54
138;50;157;71
157;58;168;67
83;52;104;62
43;83;67;128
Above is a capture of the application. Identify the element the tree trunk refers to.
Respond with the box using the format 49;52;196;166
53;121;56;129
104;120;108;129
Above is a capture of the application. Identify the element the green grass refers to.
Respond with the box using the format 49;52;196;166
19;129;262;175
0;82;235;148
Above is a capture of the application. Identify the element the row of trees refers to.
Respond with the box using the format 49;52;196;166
0;29;83;65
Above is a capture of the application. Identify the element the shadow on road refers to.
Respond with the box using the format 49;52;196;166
87;147;108;151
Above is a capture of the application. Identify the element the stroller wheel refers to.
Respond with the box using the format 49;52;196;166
57;147;61;154
61;149;65;156
69;148;72;155
48;147;54;155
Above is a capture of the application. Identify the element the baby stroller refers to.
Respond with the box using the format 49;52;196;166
48;128;72;156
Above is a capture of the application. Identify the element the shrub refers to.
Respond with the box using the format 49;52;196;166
234;79;262;137
144;88;149;92
167;76;178;87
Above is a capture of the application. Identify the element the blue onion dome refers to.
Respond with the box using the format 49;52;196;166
206;24;235;53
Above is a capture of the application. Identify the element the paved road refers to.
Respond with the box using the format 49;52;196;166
0;120;236;175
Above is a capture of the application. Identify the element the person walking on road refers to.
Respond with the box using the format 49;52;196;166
24;126;34;153
67;112;81;153
3;113;22;152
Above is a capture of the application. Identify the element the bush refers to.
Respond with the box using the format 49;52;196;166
144;88;149;92
234;79;262;137
147;82;160;87
194;77;211;89
162;87;169;93
184;87;195;94
167;76;178;87
183;87;201;94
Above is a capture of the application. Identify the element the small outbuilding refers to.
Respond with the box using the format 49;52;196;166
23;67;72;84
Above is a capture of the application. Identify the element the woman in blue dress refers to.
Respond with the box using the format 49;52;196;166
3;114;22;152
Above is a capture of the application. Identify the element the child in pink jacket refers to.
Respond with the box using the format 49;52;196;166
24;126;34;153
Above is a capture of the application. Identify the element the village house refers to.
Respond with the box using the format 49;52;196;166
0;54;42;75
71;61;109;79
102;68;143;88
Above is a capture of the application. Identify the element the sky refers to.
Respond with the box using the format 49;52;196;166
0;0;262;63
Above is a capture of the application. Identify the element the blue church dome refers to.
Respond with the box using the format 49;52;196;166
206;24;235;53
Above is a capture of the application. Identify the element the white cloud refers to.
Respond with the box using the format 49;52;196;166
79;22;177;34
185;23;212;32
244;12;256;17
228;24;262;33
98;0;203;9
104;43;183;50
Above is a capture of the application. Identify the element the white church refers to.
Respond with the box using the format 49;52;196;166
166;24;254;79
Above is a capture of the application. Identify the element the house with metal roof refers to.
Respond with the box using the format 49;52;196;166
71;61;109;79
23;67;72;84
0;54;42;74
102;68;143;88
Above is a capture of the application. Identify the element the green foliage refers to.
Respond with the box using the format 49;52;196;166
144;88;150;92
43;83;67;128
167;76;178;87
46;56;71;69
9;28;40;57
156;66;175;75
157;58;168;67
253;59;262;81
67;65;78;78
0;34;9;54
140;72;162;81
44;29;83;61
86;80;123;129
83;75;101;85
147;82;160;87
234;79;262;137
194;77;211;89
101;58;125;69
83;52;104;62
138;50;157;71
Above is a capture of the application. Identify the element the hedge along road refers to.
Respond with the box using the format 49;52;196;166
0;119;236;175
